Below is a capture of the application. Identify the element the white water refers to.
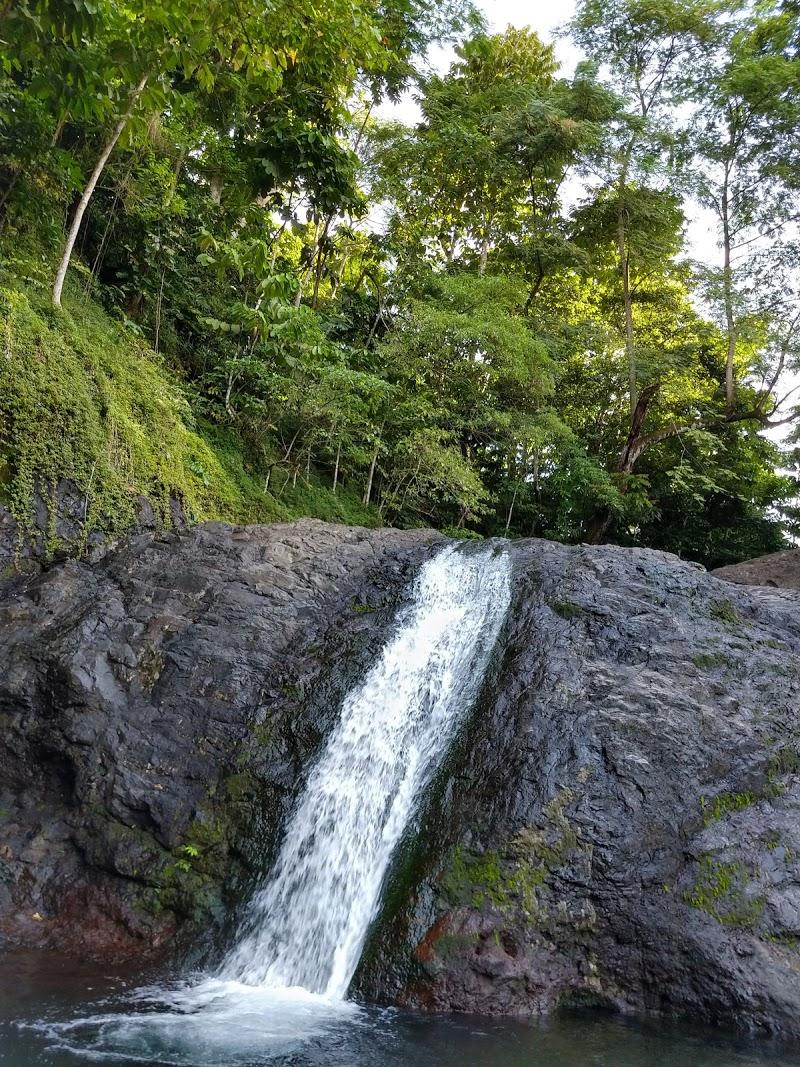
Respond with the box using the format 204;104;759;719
220;541;511;997
28;542;511;1065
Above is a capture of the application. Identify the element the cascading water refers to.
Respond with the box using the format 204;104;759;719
220;541;511;998
29;542;511;1065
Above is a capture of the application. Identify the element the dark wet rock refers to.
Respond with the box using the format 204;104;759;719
0;520;443;958
0;478;188;579
2;523;800;1040
355;540;800;1041
713;548;800;590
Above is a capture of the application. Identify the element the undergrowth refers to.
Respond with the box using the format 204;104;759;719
0;251;378;555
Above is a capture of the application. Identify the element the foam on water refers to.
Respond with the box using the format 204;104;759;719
31;979;363;1065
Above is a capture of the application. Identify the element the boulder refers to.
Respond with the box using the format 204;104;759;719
0;520;442;956
2;522;800;1039
713;549;800;590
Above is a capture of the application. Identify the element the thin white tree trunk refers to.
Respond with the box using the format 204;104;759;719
332;440;341;494
362;422;384;507
53;70;150;307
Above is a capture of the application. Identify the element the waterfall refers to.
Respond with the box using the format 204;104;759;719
220;541;511;998
31;542;511;1065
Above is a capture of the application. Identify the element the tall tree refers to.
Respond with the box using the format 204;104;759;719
571;0;718;415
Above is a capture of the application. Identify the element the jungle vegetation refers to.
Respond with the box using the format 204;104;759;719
2;0;800;565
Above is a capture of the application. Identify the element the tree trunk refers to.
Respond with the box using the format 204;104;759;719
53;70;150;307
154;266;166;354
332;440;341;494
618;383;660;475
312;217;333;309
363;447;378;507
363;438;380;506
722;170;736;413
585;383;660;544
478;218;490;276
504;483;517;535
616;188;637;417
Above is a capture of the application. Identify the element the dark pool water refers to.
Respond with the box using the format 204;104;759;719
0;952;797;1067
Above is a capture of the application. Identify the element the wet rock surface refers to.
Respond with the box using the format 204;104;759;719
2;523;800;1038
356;540;800;1040
0;520;443;957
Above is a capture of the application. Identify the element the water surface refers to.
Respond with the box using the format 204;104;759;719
0;952;796;1067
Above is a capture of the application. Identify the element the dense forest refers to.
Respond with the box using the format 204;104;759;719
1;0;800;566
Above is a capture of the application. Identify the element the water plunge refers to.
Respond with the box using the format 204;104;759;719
221;541;511;997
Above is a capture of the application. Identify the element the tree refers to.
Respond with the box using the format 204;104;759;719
685;3;800;414
571;0;718;415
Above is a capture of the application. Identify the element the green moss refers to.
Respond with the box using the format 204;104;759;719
439;789;589;924
185;816;226;854
224;771;255;802
683;855;765;927
700;751;795;825
434;931;482;959
768;746;800;779
252;722;273;747
693;651;730;670
440;847;516;910
351;600;376;615
701;790;757;824
764;932;800;949
439;844;547;916
709;598;740;625
142;814;232;922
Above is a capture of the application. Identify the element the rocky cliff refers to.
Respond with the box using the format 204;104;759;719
2;521;800;1039
713;548;800;590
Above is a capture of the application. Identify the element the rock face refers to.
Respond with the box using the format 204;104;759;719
357;540;800;1039
713;548;800;590
2;522;800;1039
0;520;443;956
0;478;188;579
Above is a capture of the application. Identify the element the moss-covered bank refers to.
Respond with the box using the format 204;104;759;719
0;256;378;560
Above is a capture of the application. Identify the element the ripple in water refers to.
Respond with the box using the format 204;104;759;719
28;979;365;1065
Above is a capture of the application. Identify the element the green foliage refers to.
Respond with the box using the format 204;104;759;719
0;3;796;561
0;270;234;543
0;260;379;549
683;854;765;928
